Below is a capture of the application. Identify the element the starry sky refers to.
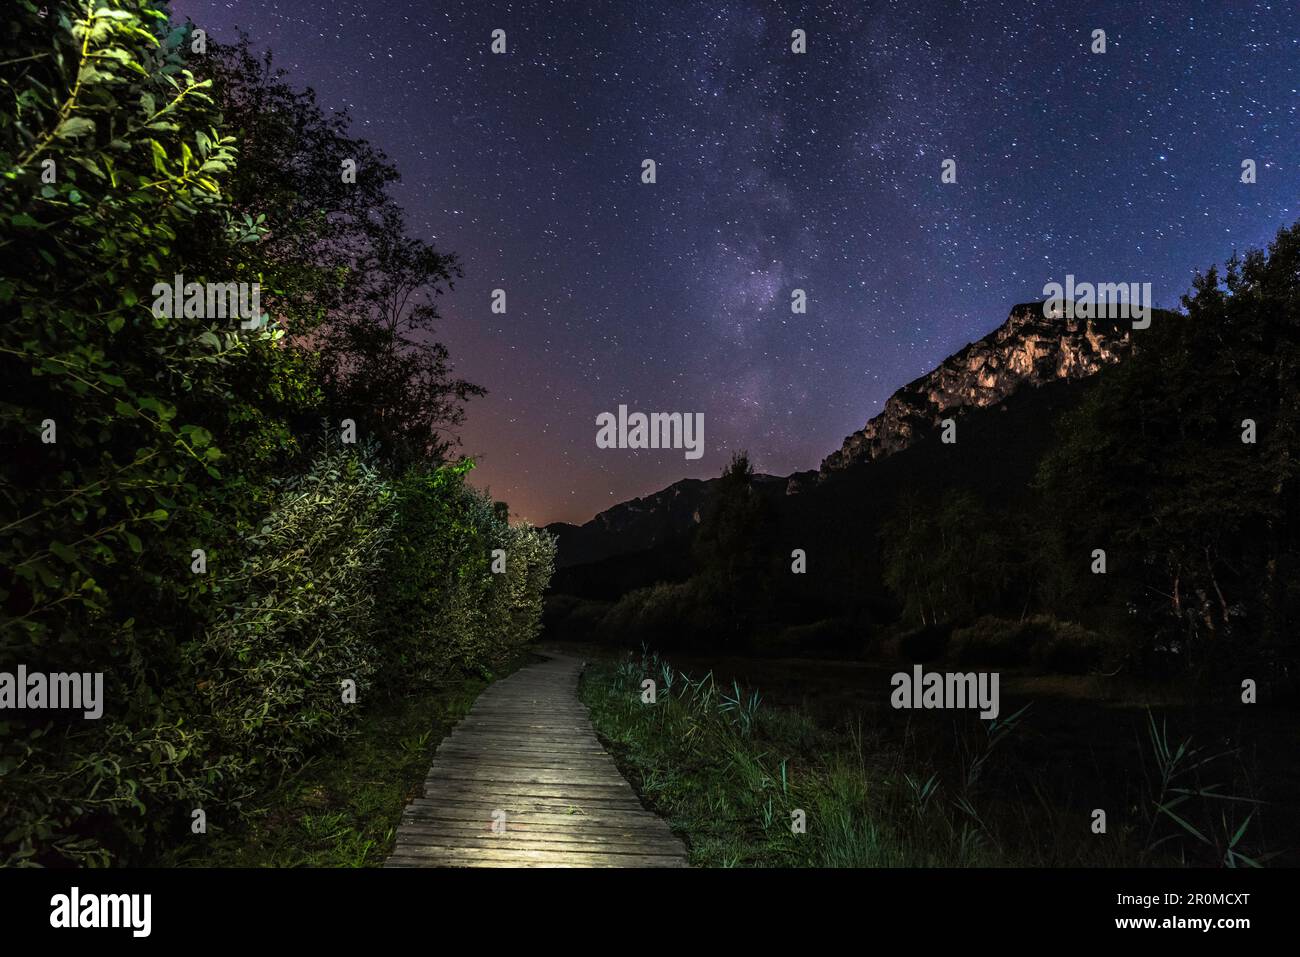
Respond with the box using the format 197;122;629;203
173;0;1299;525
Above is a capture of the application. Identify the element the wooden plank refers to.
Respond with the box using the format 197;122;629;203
424;766;631;786
416;786;644;807
395;815;676;836
385;652;688;868
438;739;608;755
392;830;687;854
431;748;615;763
400;803;678;831
386;845;686;867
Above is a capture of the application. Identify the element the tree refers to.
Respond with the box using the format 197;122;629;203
196;37;484;467
881;490;1016;627
0;0;281;865
1035;222;1300;687
692;451;774;646
0;3;525;865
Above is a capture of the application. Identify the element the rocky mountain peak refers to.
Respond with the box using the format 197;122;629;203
818;302;1132;476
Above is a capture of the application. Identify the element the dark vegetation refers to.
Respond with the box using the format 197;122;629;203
557;226;1299;867
551;225;1299;700
164;652;535;867
0;2;553;865
2;0;1294;872
582;648;1288;866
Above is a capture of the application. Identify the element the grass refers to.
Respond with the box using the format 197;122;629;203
160;655;532;867
580;647;1279;868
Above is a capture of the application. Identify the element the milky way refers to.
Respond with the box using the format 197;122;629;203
172;0;1300;524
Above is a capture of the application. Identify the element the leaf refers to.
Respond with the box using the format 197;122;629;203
70;157;106;179
1229;812;1253;849
179;425;212;448
55;116;95;140
49;541;77;564
137;396;175;420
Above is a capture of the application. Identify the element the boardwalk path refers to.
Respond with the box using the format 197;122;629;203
386;652;688;867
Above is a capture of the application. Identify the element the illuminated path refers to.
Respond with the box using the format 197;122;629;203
385;653;688;867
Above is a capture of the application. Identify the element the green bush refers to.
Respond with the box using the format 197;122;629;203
193;446;396;778
542;594;613;643
0;1;553;865
601;580;717;648
0;0;285;867
947;617;1036;667
1;441;555;865
947;615;1122;674
375;463;555;689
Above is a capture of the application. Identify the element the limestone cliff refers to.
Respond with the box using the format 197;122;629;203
818;302;1132;476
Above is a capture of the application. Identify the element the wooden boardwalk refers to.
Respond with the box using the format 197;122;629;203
385;652;688;867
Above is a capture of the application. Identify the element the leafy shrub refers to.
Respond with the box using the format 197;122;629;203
375;463;555;689
947;615;1122;674
601;580;717;648
489;517;557;654
947;617;1037;667
0;2;552;865
192;446;396;777
542;594;613;643
0;0;284;867
1029;619;1124;675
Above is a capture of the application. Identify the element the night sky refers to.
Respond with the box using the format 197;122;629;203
172;0;1299;525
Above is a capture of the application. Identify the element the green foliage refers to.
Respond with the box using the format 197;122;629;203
582;650;1275;867
880;490;1020;628
0;0;278;867
160;666;512;867
601;580;713;646
1035;223;1300;685
582;649;1020;867
0;2;547;865
2;0;269;648
947;615;1121;674
1141;711;1269;867
193;446;396;777
376;462;555;689
196;37;485;468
